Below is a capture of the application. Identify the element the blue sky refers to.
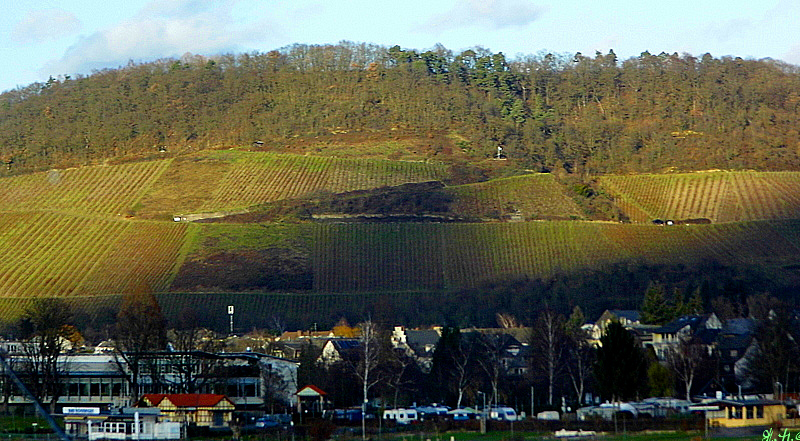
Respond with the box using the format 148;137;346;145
2;0;799;93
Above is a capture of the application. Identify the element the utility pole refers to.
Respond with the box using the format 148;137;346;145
478;391;486;434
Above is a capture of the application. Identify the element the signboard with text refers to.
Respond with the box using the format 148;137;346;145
63;407;100;415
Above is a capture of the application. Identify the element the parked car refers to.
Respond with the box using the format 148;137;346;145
255;413;292;427
255;417;279;428
414;404;450;420
325;408;374;423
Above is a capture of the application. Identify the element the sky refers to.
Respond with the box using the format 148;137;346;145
2;0;800;93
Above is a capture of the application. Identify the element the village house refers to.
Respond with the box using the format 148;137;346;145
715;318;757;392
64;406;182;440
704;398;785;427
140;394;235;429
391;327;441;372
591;310;643;344
649;313;722;360
319;339;361;365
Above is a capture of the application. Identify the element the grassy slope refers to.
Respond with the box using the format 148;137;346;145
447;174;584;220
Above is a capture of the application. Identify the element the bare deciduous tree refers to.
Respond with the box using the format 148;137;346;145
665;337;706;401
113;285;167;403
564;306;593;404
531;308;566;406
452;333;477;409
348;320;382;441
19;298;73;412
383;347;416;409
476;334;507;408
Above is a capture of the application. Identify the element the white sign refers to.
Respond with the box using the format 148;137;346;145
64;407;100;415
228;305;234;315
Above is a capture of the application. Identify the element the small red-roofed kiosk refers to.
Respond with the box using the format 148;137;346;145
296;385;327;416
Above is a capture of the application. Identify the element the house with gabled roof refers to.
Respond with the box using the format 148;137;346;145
591;310;642;343
716;318;757;392
319;339;361;365
140;394;235;429
391;327;441;372
650;313;722;360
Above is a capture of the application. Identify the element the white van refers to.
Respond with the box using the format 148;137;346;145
489;407;518;421
383;408;419;425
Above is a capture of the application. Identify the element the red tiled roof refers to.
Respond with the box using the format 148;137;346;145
142;394;232;408
296;384;327;396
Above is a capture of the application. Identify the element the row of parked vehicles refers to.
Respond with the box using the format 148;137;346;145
382;405;518;425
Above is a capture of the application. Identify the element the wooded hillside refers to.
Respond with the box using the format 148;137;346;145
3;42;800;176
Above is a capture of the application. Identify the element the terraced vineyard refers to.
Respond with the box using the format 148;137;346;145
133;150;449;217
0;160;171;216
4;216;798;323
173;220;800;294
4;152;800;326
447;174;584;220
0;211;188;317
202;151;448;211
599;171;800;223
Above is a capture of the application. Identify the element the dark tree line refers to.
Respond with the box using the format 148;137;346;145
3;43;800;176
304;290;800;413
4;290;799;415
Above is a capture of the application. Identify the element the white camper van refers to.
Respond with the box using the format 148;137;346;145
383;408;419;425
489;406;518;421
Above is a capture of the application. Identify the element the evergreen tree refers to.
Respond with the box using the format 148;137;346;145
641;282;671;324
429;326;461;404
594;320;648;401
647;362;674;397
671;288;686;317
685;288;704;314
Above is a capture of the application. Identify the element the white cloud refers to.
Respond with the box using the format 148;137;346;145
702;18;754;46
40;0;284;77
422;0;547;32
12;9;82;44
784;45;800;66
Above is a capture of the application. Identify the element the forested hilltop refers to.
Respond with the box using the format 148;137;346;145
3;42;800;176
